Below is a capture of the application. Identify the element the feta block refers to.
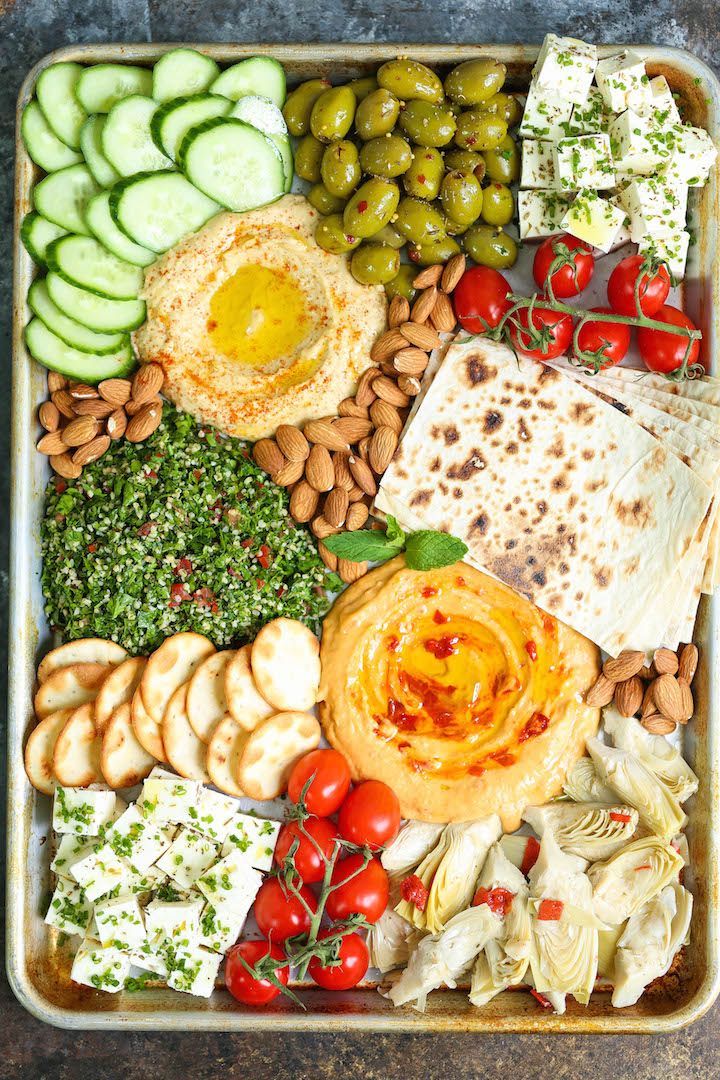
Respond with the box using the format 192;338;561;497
554;133;616;190
567;87;610;135
221;813;281;872
69;842;128;902
121;859;167;896
519;82;574;142
53;786;118;836
144;896;204;947
660;125;718;187
94;895;146;951
196;852;263;918
166;945;223;998
156;827;220;890
187;788;240;843
138;768;200;825
105;804;175;871
51;834;97;879
198;903;246;954
630;75;681;126
517;189;574;239
70;938;130;993
609;109;677;176
638;231;691;280
521;140;559;189
129;937;169;977
619;177;688;241
561;190;628;252
45;878;94;936
595;50;649;113
532;34;598;105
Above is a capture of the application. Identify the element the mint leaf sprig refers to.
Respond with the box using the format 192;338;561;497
322;516;468;571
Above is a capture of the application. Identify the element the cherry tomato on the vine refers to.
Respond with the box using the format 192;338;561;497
308;929;369;990
338;779;400;850
287;748;351;817
637;304;702;375
225;939;289;1006
509;302;574;361
533;233;594;298
607;254;671;318
453;266;512;333
325;854;389;924
575;307;631;370
274;816;340;884
253;877;317;942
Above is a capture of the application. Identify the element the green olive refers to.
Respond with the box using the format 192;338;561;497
483;134;520;183
443;216;470;236
355;88;400;140
463;224;517;268
481;182;514;226
310;85;356;143
440;170;484;226
315;213;362;254
454;109;507;151
320;140;362;197
408;235;461;265
294;134;325;183
398;100;456;147
350;244;401;285
376;58;444;103
343;178;400;238
307;183;346;216
444;58;507;106
443;148;486;181
359;134;413;178
394;196;446;245
402;146;445;198
483;92;523;127
282;79;331;137
368;222;406;249
348;75;379;101
384;264;419;302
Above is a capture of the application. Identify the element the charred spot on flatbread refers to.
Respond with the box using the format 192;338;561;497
447;450;486;481
518;418;531;441
594;566;613;588
483;410;503;433
410;490;432;507
471;513;489;535
614;497;653;528
465;355;497;386
444;425;459;445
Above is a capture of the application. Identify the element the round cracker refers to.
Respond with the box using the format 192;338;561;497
140;632;215;724
186;649;235;744
37;638;127;683
95;656;147;734
206;714;248;797
250;619;321;712
101;702;156;789
52;702;103;787
131;686;166;763
24;708;74;795
225;645;275;732
162;683;210;783
34;662;115;720
238;711;321;801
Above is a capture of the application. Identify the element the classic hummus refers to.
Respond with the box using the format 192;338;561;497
133;195;387;439
319;556;601;829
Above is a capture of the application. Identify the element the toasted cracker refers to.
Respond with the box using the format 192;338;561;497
238;711;321;800
95;656;147;734
250;618;321;712
34;662;115;720
24;708;74;795
206;714;247;797
186;649;235;744
225;644;275;732
140;632;215;724
37;638;127;683
131;686;166;763
52;702;103;787
162;683;210;783
101;702;156;789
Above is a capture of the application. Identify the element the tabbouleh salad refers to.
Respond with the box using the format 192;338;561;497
42;406;335;653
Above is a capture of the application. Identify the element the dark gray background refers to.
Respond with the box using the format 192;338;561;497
2;3;719;1077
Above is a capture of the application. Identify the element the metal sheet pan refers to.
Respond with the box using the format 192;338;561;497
7;42;720;1032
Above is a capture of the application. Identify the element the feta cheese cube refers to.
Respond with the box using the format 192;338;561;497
606;194;633;249
519;82;574;141
638;231;691;280
554;133;616;190
595;50;649;113
221;813;281;872
521;140;559;189
198;903;246;954
144;896;204;947
630;75;681;126
69;842;128;902
660;125;718;187
93;895;146;951
52;786;118;836
129;937;169;977
609;109;678;176
532;34;598;105
166;945;223;997
138;768;200;825
196;852;263;918
120;860;167;896
187;788;240;843
156;827;220;890
51;834;98;879
567;87;610;135
70;938;130;993
45;878;94;936
105;804;175;871
619;177;688;241
561;190;629;252
517;189;574;239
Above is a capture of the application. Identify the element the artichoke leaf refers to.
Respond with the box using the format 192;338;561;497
469;844;531;1007
611;882;693;1008
563;756;616;803
367;906;413;974
587;738;686;839
603;709;699;804
381;820;446;882
500;833;539;874
522;801;639;862
597;922;626;981
588;834;684;925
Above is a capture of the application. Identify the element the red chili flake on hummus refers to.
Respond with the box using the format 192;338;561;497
518;712;550;742
424;634;462;659
525;640;538;661
433;609;450;624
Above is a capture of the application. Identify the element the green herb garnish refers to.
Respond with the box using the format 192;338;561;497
323;516;468;571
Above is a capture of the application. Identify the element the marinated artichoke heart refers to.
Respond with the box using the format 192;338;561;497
597;924;626;981
587;738;686;839
603;709;699;804
469;844;531;1007
612;882;693;1008
522;801;639;862
562;755;616;804
367;906;413;974
500;833;539;872
588;835;684;925
381;820;445;883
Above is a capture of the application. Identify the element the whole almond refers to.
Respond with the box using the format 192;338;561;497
678;643;699;684
399;322;441;352
585;673;615;708
380;361;399;378
614;675;643;718
318;541;338;572
642;714;676;736
603;650;645;682
276;425;310;462
304;418;349;451
125;402;162;443
349;454;377;496
50;453;82;479
47;372;67;393
37;430;68;456
641;683;656;718
388;294;411;328
652;674;684;723
106;408;128;441
73;398;115;419
253;439;286;475
398;374;422;396
370;399;403;435
98;378;132;407
653;648;679;676
392;347;430;377
272;458;305;486
373;376;410;408
441;253;466;293
61;416;100;447
52;390;77;419
126;394;161;417
324;487;349;529
311;515;341;539
72;434;111;466
132;363;164;404
357;436;372;463
639;665;654;681
430;291;457;332
410;286;438;324
355;367;381;408
412;264;443;289
338;398;369;420
346;502;369;531
333;416;374;443
69;382;98;400
305;445;335;492
348;484;366;502
370;328;407;363
369;426;398;474
677;677;694;722
332;452;355;493
289;480;319;523
339;558;369;584
38;401;60;432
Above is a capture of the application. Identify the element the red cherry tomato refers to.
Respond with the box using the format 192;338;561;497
253;877;318;942
274;817;340;884
325;854;389;924
338;779;401;850
287;749;351;816
637;304;702;375
308;929;369;990
575;307;632;370
509;302;574;361
607;254;671;318
225;939;289;1005
453;266;512;332
533;233;595;298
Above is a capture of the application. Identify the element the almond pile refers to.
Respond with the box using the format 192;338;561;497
36;363;165;480
586;644;699;735
252;255;463;585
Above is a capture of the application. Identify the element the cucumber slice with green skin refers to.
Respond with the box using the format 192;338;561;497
47;235;144;301
102;95;172;177
28;279;127;354
109;171;220;253
47;272;146;333
152;48;220;104
80;116;121;188
151;93;231;160
76;64;153;114
85;191;156;267
33;163;101;235
230;96;292;193
21;100;83;172
178;117;285;213
25;316;136;383
210;57;286;109
21;213;68;266
35;62;88;150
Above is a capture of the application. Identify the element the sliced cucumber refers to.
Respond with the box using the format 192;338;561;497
47;235;144;300
85;191;156;267
102;95;172;177
25;316;136;382
21;100;83;172
210;56;286;109
35;62;88;150
29;279;127;354
33;163;101;235
230;95;292;193
178;118;285;212
47;272;146;333
21;213;68;266
109;171;220;253
151;93;231;160
80;116;121;188
152;48;220;103
76;64;153;114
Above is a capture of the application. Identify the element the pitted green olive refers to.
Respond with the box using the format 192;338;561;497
384;264;419;302
355;88;400;140
454;109;507;151
359;134;413;178
315;213;362;254
483;134;520;183
348;75;379;101
398;100;456;147
350;244;401;284
377;58;444;103
440;170;484;226
481;182;514;226
402;146;445;198
310;85;356;142
343;178;400;238
444;58;507;105
462;224;517;268
321;140;362;197
282;79;331;136
394;196;446;244
443;148;486;181
408;235;461;265
443;216;470;236
308;183;346;216
368;222;406;249
294;134;325;182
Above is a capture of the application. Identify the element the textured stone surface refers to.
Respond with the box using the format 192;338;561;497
2;3;720;1076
